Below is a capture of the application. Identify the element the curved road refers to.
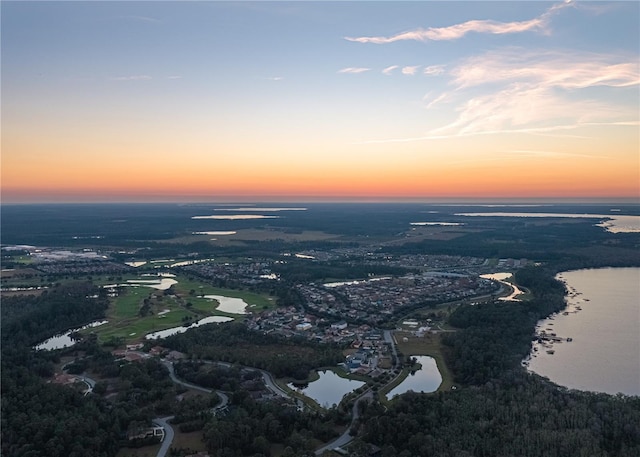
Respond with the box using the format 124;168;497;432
161;360;229;408
153;416;175;457
159;358;382;457
315;331;400;455
314;390;373;455
154;360;231;457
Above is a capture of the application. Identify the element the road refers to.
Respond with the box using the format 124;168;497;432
153;415;175;457
314;331;400;455
258;369;292;400
314;390;373;455
161;360;229;409
154;360;231;457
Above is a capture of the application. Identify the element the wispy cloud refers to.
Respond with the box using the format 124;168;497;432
338;67;371;74
353;121;639;145
121;15;162;24
424;65;445;76
354;45;638;144
345;1;573;43
112;75;152;81
427;49;639;137
401;65;420;76
451;49;640;90
382;65;399;76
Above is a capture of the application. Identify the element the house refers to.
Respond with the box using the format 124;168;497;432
331;321;348;331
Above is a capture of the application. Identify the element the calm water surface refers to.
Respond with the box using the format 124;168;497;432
204;295;249;314
527;267;640;396
288;370;365;408
145;316;233;340
386;356;442;400
35;320;108;350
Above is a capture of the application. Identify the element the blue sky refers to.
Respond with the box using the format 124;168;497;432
2;1;639;202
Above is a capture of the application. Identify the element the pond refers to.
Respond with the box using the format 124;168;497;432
35;320;109;351
288;370;365;408
145;315;234;340
203;295;250;314
386;356;442;400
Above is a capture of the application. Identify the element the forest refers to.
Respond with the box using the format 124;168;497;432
2;203;640;456
351;266;640;456
162;323;344;380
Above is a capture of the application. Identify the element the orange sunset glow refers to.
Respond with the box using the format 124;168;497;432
2;1;638;203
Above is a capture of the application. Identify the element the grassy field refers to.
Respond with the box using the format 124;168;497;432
172;277;276;309
91;273;274;344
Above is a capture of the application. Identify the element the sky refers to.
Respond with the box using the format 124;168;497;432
2;0;639;203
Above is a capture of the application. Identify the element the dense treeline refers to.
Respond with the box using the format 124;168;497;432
356;385;640;457
0;285;128;457
201;390;341;457
441;266;566;385
354;265;640;455
385;218;640;267
1;282;109;347
162;323;343;379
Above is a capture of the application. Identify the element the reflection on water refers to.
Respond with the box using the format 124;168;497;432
35;320;108;351
204;295;249;314
456;212;640;233
480;272;524;301
191;215;279;220
527;268;640;396
145;315;233;340
288;370;365;408
386;356;442;400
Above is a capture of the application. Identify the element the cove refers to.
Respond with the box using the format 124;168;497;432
386;355;442;400
527;267;640;396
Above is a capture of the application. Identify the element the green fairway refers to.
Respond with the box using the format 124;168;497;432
173;276;277;309
92;273;274;343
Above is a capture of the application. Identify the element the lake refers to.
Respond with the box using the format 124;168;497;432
527;267;640;396
386;356;442;400
455;212;640;233
288;370;365;408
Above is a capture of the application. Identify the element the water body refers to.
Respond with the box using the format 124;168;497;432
104;277;177;291
480;272;524;301
191;215;279;220
455;212;640;233
35;320;108;350
203;295;250;314
145;315;234;340
386;356;442;400
410;222;464;226
527;267;640;396
288;370;365;408
213;207;307;212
